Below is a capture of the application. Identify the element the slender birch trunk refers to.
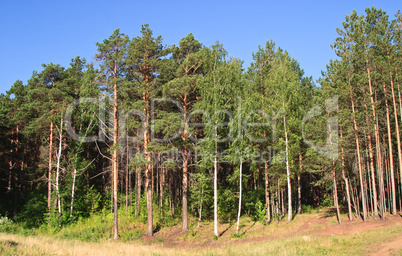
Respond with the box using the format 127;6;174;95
283;112;292;222
265;161;271;223
197;184;204;227
297;153;302;214
236;158;243;234
214;144;218;238
55;115;63;217
70;168;77;218
48;121;53;211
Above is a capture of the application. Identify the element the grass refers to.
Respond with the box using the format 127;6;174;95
0;208;400;255
0;224;401;255
54;210;146;242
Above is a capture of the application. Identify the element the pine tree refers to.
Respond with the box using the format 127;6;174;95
95;29;129;240
126;24;171;236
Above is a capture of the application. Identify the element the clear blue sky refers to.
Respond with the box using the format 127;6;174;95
0;1;400;94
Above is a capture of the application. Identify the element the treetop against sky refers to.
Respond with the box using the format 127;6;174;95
1;1;400;95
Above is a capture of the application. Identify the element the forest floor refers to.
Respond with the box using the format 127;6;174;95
1;208;402;255
150;207;402;251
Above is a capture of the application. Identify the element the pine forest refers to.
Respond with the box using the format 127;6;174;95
1;7;402;251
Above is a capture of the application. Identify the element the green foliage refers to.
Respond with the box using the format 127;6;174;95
54;210;144;241
2;9;402;241
301;204;320;214
231;232;244;238
243;188;265;221
190;171;213;219
15;191;47;228
253;200;267;223
218;188;237;223
321;193;334;208
0;216;14;233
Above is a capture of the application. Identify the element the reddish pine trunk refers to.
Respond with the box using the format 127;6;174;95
340;125;353;221
112;80;119;240
349;80;367;221
383;82;397;215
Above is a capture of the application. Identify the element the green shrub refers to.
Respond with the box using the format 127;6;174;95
301;204;319;214
0;216;14;233
254;200;266;223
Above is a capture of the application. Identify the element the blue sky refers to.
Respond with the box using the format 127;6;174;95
0;1;400;95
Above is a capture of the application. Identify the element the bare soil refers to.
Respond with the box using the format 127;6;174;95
150;208;402;254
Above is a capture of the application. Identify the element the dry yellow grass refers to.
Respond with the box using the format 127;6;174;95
0;233;193;256
1;211;402;256
2;224;402;256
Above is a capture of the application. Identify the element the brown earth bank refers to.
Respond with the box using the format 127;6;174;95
148;208;402;251
1;208;402;255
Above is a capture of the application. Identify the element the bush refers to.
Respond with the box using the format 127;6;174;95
321;193;334;208
254;200;266;223
301;204;319;214
14;191;47;228
0;216;14;233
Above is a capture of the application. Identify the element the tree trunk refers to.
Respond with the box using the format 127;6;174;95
375;111;386;219
145;163;153;236
265;162;271;224
333;164;341;224
366;62;386;217
112;81;119;240
236;158;243;234
214;153;218;238
160;166;164;217
350;178;358;217
390;73;402;209
363;94;379;217
197;184;204;227
126;134;129;214
349;81;367;221
383;82;397;215
55;115;63;217
284;114;292;222
182;149;189;231
298;153;302;214
143;88;153;236
340;124;353;221
70;168;77;217
170;168;175;216
48;121;53;211
136;167;141;217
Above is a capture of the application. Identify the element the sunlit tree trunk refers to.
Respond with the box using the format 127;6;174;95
48;121;53;211
349;79;367;221
55;114;63;217
383;82;397;215
283;112;292;222
112;76;119;240
236;158;243;234
341;133;353;221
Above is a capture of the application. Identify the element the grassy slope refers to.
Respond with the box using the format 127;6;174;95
0;209;402;255
0;224;401;255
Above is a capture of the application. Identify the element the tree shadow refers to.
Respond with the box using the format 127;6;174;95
219;223;233;237
292;211;300;221
1;240;18;247
319;207;349;219
153;224;161;233
241;221;256;236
